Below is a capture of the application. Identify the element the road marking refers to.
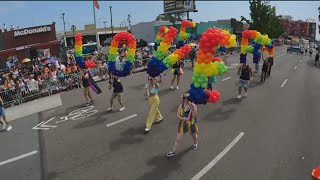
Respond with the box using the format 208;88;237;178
275;53;286;58
221;77;231;81
280;79;288;88
300;59;302;62
226;66;236;69
106;114;138;127
190;132;245;180
0;150;38;166
294;66;297;70
32;117;57;130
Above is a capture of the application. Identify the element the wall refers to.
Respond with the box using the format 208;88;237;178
3;23;56;49
131;21;155;43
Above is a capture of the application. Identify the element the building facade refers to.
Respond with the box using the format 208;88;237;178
0;23;59;63
281;19;316;40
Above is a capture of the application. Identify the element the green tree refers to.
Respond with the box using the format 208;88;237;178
156;13;186;26
241;0;284;38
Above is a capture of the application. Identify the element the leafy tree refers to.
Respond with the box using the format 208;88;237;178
241;0;284;38
156;13;186;26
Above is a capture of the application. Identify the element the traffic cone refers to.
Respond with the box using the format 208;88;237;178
311;166;320;179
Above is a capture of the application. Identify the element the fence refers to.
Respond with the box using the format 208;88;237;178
0;59;151;108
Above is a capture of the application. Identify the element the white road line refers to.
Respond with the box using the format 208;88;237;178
106;114;138;127
300;60;302;62
191;132;245;180
0;150;38;166
294;66;297;70
280;79;288;88
221;77;231;81
275;53;286;58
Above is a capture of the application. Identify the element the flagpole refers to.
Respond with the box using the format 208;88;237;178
93;1;100;47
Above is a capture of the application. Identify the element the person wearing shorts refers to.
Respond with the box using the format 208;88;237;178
0;96;12;131
81;69;94;106
107;76;125;111
170;61;183;90
167;93;198;158
237;62;252;99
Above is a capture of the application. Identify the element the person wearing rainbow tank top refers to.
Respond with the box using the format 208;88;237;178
167;92;198;158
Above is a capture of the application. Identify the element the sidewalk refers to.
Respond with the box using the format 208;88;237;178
6;94;62;122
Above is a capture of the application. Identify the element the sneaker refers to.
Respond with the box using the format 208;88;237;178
170;85;174;89
85;103;90;106
119;107;125;112
144;128;150;135
89;100;94;104
107;107;113;111
2;124;6;130
6;125;12;131
176;86;179;89
243;93;248;98
193;143;198;150
237;95;242;99
166;151;175;158
156;119;163;124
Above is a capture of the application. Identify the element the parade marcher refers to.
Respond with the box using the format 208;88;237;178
237;62;253;99
267;56;274;77
254;52;261;73
207;75;216;91
107;76;125;112
81;69;94;106
261;59;269;82
167;93;198;158
144;77;163;134
309;48;313;57
189;47;196;67
305;48;308;56
170;61;183;89
0;96;12;131
315;52;319;66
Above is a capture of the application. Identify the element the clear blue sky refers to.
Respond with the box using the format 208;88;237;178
0;1;319;38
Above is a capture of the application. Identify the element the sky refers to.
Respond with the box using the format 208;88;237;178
0;1;319;39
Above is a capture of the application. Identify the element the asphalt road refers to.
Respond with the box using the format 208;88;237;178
1;45;320;180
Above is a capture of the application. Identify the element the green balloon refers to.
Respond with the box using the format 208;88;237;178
201;83;207;89
194;82;200;88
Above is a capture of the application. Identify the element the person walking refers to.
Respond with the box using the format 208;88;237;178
315;52;319;66
0;96;12;131
167;93;198;158
207;75;216;91
237;62;253;99
107;76;125;112
144;77;163;134
267;56;274;77
261;59;269;82
81;69;94;106
170;61;183;89
309;48;313;57
189;47;196;68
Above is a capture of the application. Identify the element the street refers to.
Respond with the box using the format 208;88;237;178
1;45;320;180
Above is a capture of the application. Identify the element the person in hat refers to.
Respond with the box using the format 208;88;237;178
80;69;94;106
167;92;198;158
107;75;125;112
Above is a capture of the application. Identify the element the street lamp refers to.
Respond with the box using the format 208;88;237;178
71;25;76;46
61;13;67;47
127;14;131;30
109;6;114;36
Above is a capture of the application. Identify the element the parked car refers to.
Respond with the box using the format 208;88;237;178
287;46;303;55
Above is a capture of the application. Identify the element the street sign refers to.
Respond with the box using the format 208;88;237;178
71;25;76;31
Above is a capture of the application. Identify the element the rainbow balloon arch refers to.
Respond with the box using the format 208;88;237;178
239;30;274;64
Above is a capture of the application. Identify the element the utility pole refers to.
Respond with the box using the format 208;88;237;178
109;6;114;36
71;25;76;46
61;13;67;47
127;14;131;30
103;21;107;44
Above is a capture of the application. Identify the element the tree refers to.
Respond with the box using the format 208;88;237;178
155;13;186;26
241;0;284;38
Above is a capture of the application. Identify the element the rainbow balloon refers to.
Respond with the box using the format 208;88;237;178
108;32;136;77
188;28;237;104
178;20;196;41
240;30;273;63
74;33;85;69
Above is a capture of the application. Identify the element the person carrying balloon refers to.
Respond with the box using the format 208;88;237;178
80;69;94;106
144;76;163;134
237;62;253;99
261;58;269;82
267;56;274;77
167;92;198;158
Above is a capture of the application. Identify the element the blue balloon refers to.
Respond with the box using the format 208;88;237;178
154;43;159;51
240;54;247;64
146;57;168;77
219;46;227;52
190;34;195;40
177;41;184;49
188;84;209;104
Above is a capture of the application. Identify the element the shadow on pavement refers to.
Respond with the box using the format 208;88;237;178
249;80;263;88
203;106;236;122
222;98;242;106
136;148;192;180
158;88;174;97
72;110;112;129
131;82;147;90
109;127;145;152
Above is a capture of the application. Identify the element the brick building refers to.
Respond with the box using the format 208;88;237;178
280;18;316;40
0;23;59;64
